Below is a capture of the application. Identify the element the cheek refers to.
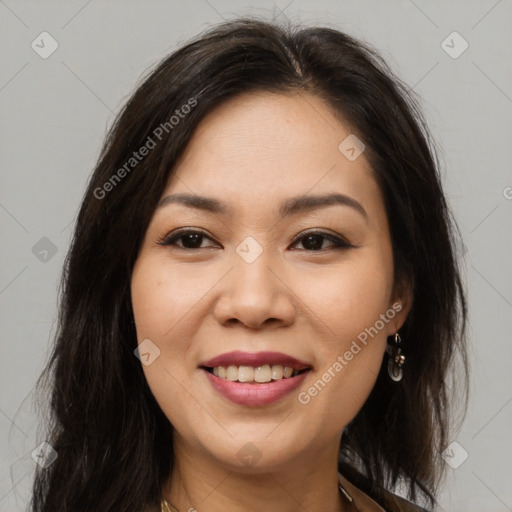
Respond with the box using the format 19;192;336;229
292;251;393;425
298;255;394;343
131;257;217;340
131;258;205;430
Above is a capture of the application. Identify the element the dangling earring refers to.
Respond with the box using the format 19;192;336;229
387;332;405;382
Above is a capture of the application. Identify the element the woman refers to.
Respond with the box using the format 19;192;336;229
30;18;468;512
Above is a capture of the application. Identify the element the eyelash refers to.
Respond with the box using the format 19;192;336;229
156;228;354;252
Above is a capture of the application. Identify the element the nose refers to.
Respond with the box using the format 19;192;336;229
213;251;296;330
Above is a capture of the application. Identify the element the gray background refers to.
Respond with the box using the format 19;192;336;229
1;1;511;511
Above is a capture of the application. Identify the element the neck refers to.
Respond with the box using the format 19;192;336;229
163;433;346;512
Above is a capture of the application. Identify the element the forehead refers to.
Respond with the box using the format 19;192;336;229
164;91;382;219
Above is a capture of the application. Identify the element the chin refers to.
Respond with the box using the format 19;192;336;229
196;432;312;474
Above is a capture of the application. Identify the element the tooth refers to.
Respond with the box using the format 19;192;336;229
213;364;302;382
226;365;238;381
271;364;284;380
254;364;272;383
238;366;254;382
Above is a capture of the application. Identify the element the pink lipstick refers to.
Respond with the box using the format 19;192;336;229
200;351;312;406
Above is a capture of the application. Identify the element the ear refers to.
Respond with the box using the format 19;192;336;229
386;275;413;337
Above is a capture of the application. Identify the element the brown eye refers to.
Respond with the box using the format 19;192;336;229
290;231;353;251
157;229;353;252
157;229;219;250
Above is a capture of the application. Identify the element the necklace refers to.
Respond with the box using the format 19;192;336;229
161;482;356;511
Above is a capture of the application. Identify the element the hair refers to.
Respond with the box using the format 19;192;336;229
30;16;468;512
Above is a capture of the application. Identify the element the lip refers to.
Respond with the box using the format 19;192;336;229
200;350;311;371
203;368;311;406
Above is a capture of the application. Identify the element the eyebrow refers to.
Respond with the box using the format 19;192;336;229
157;192;368;221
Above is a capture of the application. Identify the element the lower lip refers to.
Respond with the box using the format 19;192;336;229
203;369;311;406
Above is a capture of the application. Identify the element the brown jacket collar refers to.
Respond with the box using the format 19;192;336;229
339;473;431;512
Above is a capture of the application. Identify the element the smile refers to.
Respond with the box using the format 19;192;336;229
202;369;311;406
200;350;313;406
205;364;308;382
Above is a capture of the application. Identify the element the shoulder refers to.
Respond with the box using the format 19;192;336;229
380;488;432;512
339;472;431;512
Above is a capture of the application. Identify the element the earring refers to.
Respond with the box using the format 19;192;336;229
387;332;405;382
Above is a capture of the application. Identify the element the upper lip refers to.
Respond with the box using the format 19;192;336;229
200;351;312;371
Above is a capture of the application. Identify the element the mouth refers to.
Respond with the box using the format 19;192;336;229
201;364;311;383
199;351;313;406
199;350;312;383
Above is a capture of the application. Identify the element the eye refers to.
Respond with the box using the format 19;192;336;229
157;228;354;252
289;230;354;251
157;229;220;250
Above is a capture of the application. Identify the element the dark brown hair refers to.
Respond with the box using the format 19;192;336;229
30;17;468;511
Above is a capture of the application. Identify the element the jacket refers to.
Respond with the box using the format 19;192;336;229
339;473;431;512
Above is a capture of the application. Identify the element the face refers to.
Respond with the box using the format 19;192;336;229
131;91;409;473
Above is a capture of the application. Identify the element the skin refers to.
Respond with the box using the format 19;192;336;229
131;91;411;512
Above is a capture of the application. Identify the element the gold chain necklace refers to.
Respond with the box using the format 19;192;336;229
161;482;356;511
